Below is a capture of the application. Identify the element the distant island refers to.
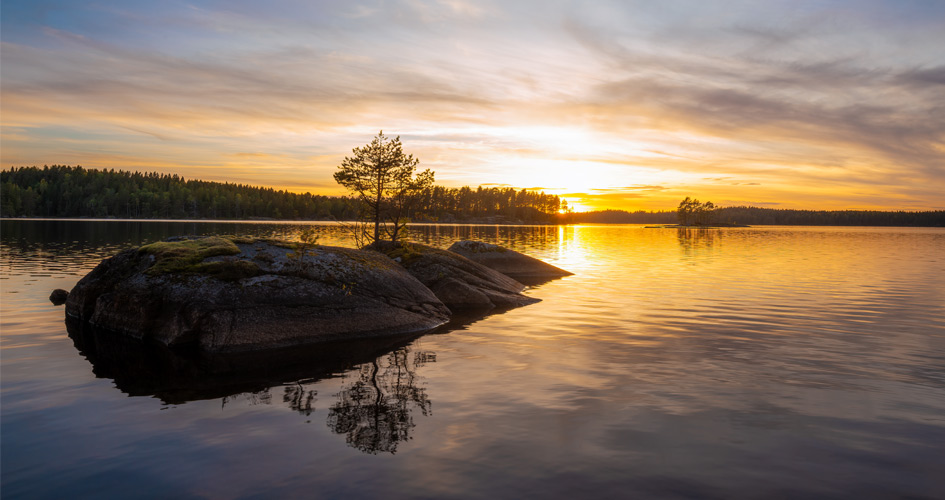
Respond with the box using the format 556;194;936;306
565;207;945;227
2;165;943;227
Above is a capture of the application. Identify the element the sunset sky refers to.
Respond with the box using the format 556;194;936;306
2;0;943;211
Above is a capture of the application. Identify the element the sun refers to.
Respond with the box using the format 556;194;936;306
560;198;590;212
487;125;658;191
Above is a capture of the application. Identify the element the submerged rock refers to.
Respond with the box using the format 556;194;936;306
369;241;539;311
65;236;451;352
447;240;572;280
49;288;69;305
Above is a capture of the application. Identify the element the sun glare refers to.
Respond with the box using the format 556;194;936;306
561;198;590;212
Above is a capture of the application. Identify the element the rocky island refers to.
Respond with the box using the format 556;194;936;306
369;241;539;310
448;240;573;282
65;236;569;352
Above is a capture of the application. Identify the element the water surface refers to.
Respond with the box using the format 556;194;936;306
2;220;944;499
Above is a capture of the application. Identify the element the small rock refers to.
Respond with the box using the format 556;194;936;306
49;288;69;305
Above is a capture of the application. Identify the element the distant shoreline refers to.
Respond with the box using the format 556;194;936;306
4;216;945;228
646;224;752;228
0;216;559;226
4;166;943;227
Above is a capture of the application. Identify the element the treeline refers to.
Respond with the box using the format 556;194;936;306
1;165;355;220
0;165;561;222
712;206;945;227
411;185;560;223
6;166;939;226
563;210;676;224
562;207;945;227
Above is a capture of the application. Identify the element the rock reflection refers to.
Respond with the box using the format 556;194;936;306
66;306;502;454
66;317;426;405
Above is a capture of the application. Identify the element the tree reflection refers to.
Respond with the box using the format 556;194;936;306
327;347;433;454
284;383;317;416
68;306;478;455
677;227;718;261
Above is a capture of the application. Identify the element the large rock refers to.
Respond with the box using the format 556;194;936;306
369;241;539;311
65;237;451;352
447;240;572;280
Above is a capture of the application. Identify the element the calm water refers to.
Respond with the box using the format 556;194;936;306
2;220;944;499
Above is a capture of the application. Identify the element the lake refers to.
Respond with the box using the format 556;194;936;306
2;220;944;499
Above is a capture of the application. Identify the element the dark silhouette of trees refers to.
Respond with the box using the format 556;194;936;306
12;166;934;226
697;201;715;225
677;197;697;225
676;197;715;226
333;132;434;244
710;206;945;226
413;185;560;223
563;205;943;226
0;165;356;220
560;209;676;224
1;165;562;223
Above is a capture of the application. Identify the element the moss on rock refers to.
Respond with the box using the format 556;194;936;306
369;241;427;265
449;241;508;254
139;237;246;277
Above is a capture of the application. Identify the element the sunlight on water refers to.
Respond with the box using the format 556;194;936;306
2;220;944;499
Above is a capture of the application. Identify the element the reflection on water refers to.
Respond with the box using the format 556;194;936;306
3;220;945;499
64;319;478;457
65;317;429;406
328;347;432;454
64;299;502;455
676;227;718;261
217;346;433;455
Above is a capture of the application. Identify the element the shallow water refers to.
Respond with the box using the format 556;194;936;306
2;220;944;499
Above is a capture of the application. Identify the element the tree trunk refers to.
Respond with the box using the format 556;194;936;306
374;183;382;243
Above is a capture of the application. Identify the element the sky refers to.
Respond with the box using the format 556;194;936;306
2;0;944;211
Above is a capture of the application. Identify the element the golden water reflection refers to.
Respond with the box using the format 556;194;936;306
3;220;945;496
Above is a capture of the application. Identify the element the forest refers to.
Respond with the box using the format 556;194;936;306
0;165;561;223
566;206;945;227
3;166;942;226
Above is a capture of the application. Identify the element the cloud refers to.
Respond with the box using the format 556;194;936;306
590;186;666;193
591;70;942;164
896;65;945;87
725;200;783;207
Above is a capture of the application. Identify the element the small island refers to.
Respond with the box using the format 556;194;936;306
64;236;568;352
62;133;573;352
